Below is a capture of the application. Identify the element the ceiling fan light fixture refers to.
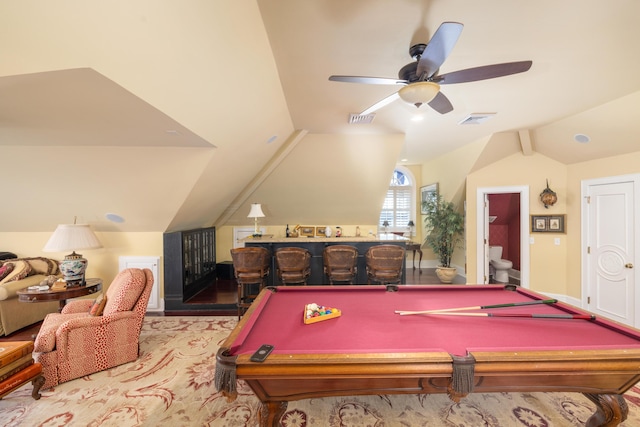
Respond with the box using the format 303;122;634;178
398;82;440;108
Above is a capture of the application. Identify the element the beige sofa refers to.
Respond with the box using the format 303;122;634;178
0;257;60;336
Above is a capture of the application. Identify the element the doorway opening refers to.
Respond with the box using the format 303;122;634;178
476;186;530;288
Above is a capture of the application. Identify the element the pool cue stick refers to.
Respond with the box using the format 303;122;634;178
425;312;596;320
395;299;558;316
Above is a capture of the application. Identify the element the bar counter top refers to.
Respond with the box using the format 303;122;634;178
243;233;409;244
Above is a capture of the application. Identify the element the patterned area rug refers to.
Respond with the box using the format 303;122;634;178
1;316;640;426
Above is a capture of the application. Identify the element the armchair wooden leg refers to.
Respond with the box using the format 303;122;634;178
31;375;45;400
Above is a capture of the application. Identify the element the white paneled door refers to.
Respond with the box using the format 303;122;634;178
583;175;639;327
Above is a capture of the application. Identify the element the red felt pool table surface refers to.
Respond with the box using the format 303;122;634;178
229;285;640;357
217;285;640;427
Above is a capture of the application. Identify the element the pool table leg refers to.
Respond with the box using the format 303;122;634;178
259;400;287;427
584;393;628;427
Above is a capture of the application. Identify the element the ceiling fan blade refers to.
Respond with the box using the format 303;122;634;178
437;61;533;84
329;75;407;85
359;92;400;115
427;91;454;114
416;22;464;78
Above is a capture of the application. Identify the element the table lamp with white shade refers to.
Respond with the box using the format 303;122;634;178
248;203;265;237
43;222;102;286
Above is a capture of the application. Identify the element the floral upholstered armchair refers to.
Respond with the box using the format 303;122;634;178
33;268;154;390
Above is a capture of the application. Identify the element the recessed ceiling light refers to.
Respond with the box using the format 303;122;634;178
574;133;590;143
105;213;125;223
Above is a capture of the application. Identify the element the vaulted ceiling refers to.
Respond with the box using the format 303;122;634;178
1;1;639;233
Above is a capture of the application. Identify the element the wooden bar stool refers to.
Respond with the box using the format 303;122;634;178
231;247;271;318
365;245;404;285
323;245;358;284
275;247;311;285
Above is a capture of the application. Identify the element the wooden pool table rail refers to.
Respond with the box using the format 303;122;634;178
216;345;640;427
215;285;640;427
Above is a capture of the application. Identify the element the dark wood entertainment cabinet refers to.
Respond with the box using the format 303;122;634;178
163;227;218;311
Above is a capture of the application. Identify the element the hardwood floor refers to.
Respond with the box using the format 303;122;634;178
0;268;466;342
0;323;41;342
185;267;466;304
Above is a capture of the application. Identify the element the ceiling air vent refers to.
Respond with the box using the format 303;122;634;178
348;113;375;124
458;113;496;125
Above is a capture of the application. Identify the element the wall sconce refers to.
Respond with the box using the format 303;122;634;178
540;179;558;209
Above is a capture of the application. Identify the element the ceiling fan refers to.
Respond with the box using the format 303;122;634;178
329;22;532;115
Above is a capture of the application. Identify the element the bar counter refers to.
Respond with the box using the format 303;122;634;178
245;234;407;286
245;233;408;243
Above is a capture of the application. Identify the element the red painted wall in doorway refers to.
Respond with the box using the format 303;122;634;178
488;193;521;271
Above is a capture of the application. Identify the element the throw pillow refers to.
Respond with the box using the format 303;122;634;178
0;263;14;281
0;260;32;285
89;293;108;316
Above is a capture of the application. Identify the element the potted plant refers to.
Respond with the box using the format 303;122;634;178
422;194;465;283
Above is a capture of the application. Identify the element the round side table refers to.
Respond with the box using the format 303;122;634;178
17;278;103;312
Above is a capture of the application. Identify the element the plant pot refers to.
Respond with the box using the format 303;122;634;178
435;266;457;284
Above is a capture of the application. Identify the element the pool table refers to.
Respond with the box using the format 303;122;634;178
216;285;640;427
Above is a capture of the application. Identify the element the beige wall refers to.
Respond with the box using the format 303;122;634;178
421;137;490;269
1;232;163;293
466;149;640;298
466;152;567;294
4;148;639;302
217;162;423;264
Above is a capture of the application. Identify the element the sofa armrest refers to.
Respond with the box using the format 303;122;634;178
0;275;47;301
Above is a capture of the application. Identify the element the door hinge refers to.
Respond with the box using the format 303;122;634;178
587;246;590;254
587;296;591;304
586;196;590;203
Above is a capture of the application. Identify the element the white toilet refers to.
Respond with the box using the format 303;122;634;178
489;246;512;283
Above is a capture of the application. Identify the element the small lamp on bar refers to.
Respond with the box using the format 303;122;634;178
43;221;102;286
407;220;415;237
248;203;265;237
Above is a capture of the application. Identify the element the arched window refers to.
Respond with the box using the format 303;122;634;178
379;167;415;232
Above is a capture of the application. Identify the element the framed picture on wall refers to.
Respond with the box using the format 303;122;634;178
531;216;547;232
299;226;315;237
548;215;565;232
421;183;439;214
531;214;565;233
